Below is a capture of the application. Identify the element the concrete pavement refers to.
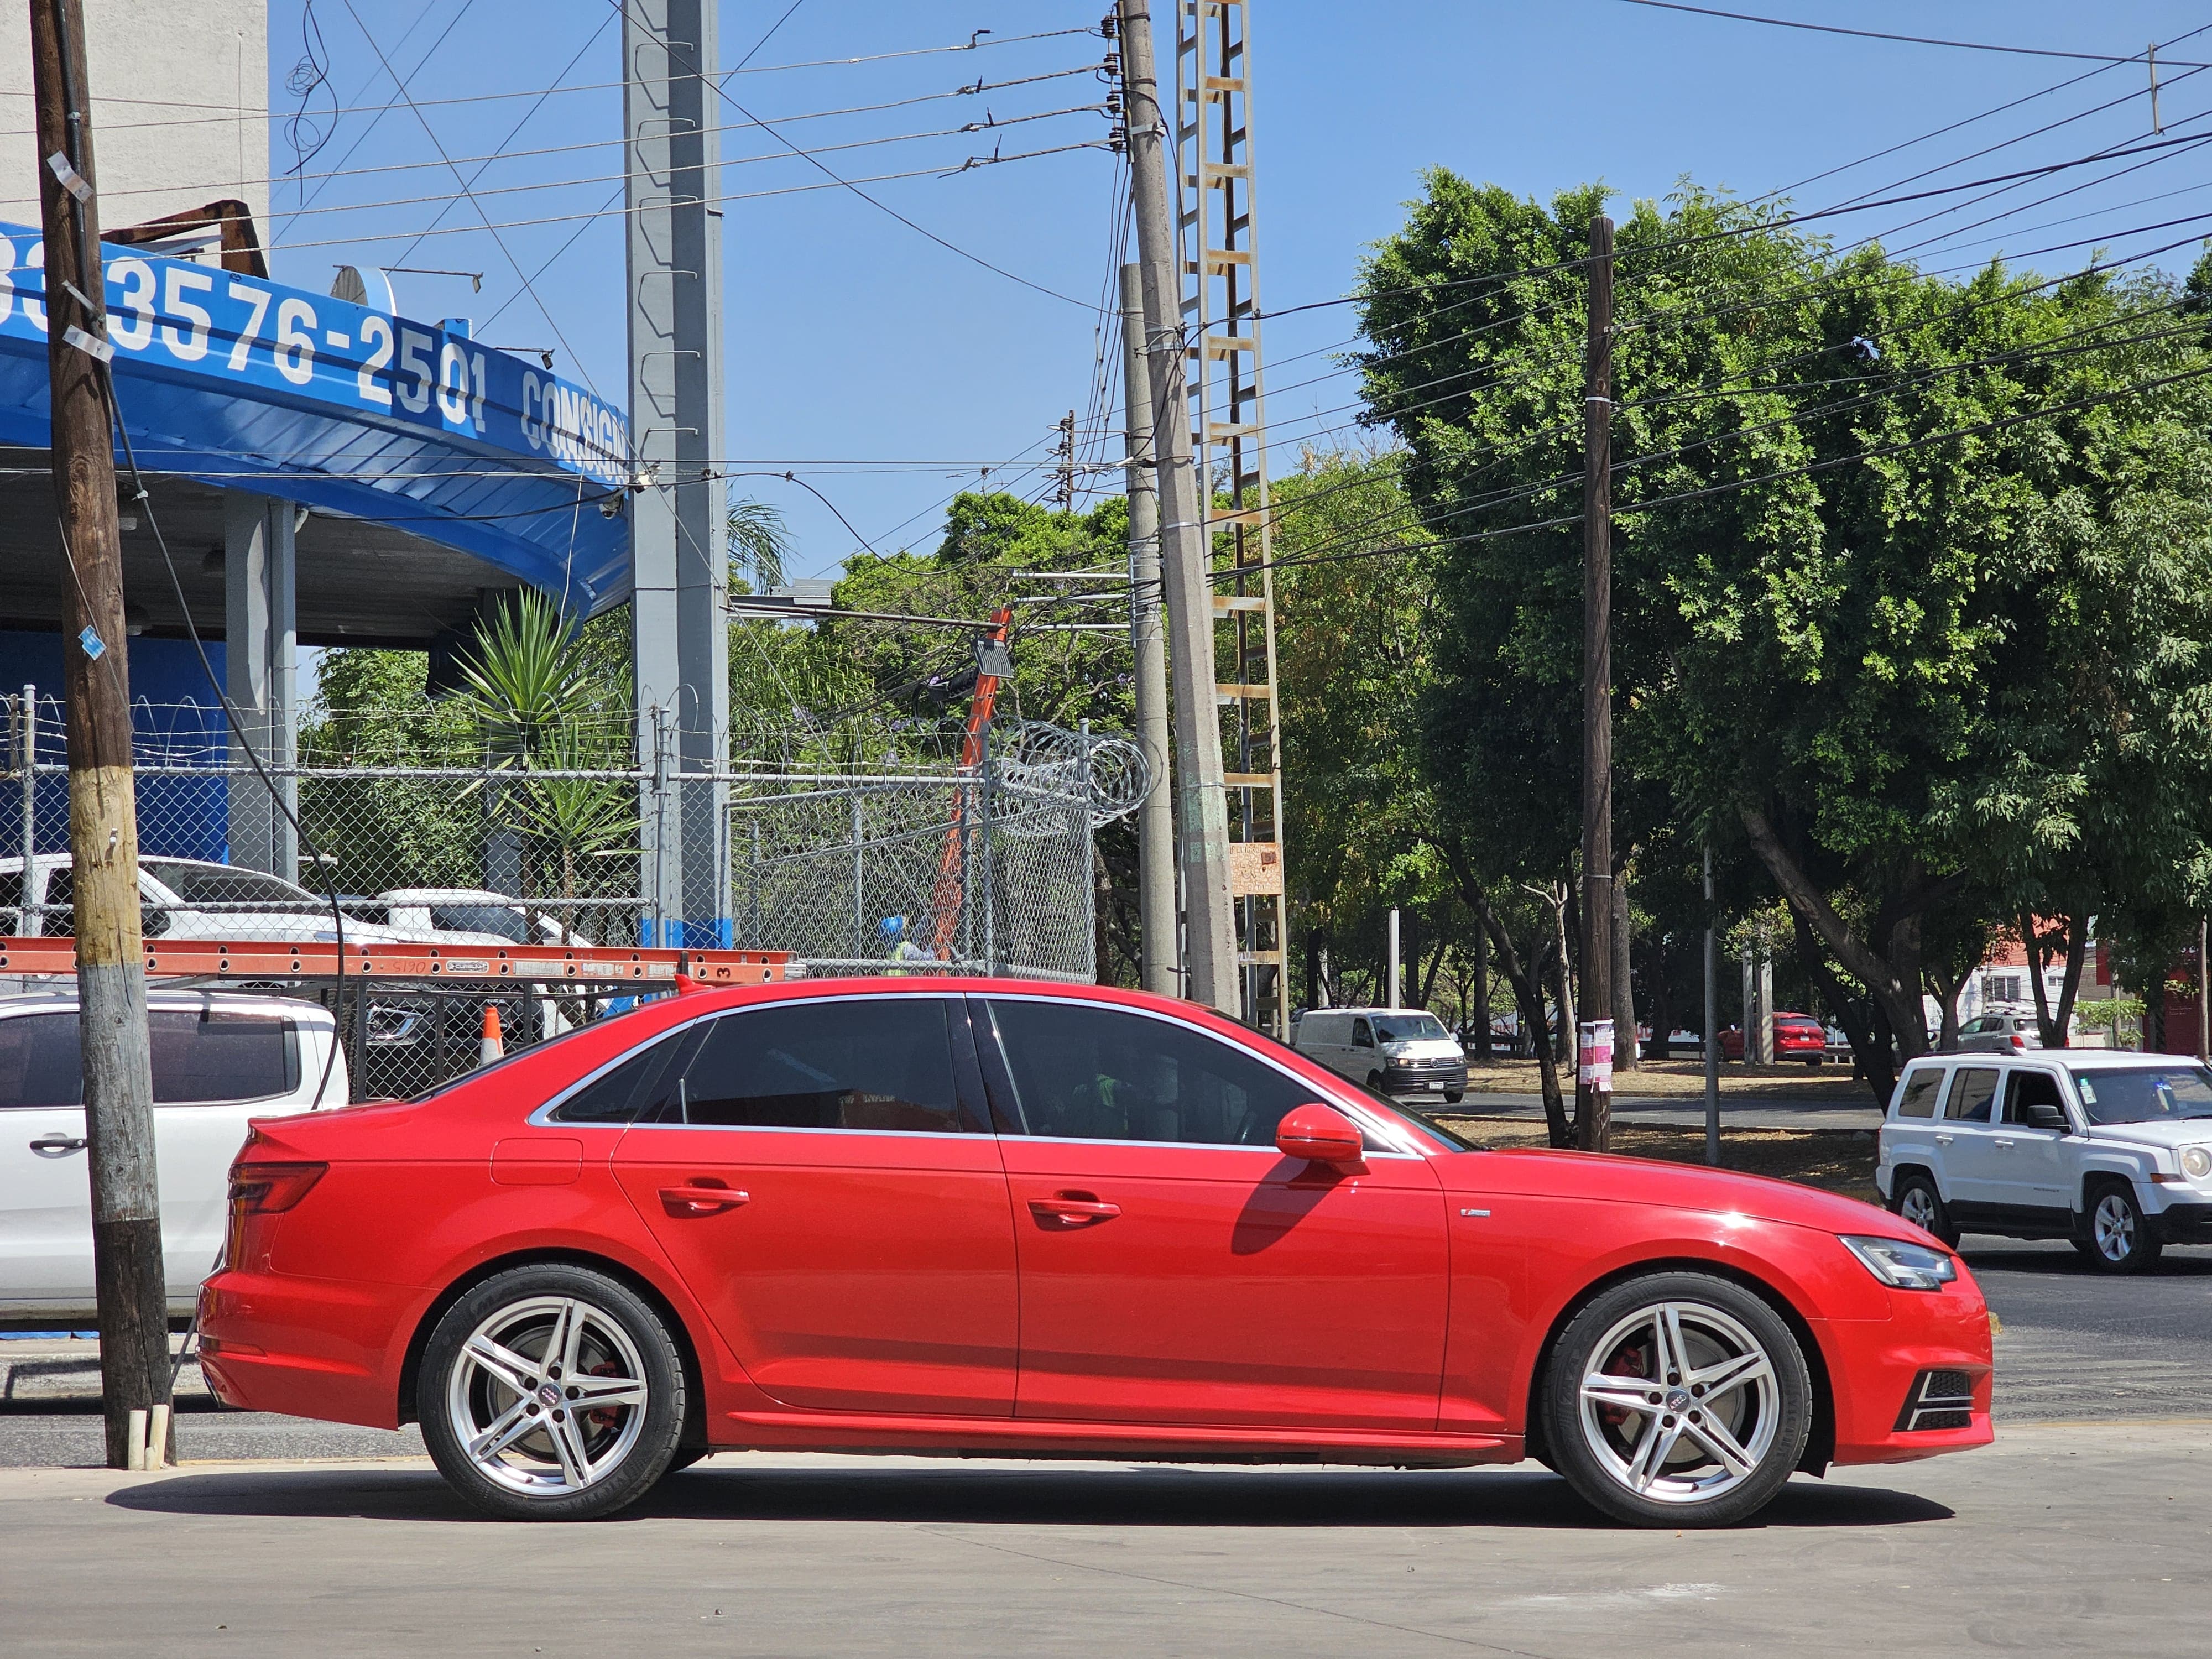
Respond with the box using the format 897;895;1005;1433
0;1423;2204;1657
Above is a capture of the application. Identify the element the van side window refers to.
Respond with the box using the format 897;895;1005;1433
1947;1067;1999;1122
1896;1069;1943;1118
2002;1070;2067;1123
0;1013;83;1107
1352;1018;1373;1047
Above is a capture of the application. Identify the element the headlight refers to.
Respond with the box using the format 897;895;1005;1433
1840;1234;1958;1291
2182;1146;2212;1181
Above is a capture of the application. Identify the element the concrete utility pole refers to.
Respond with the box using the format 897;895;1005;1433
1577;213;1615;1154
1120;263;1177;997
1118;0;1238;1015
31;0;169;1470
624;0;729;947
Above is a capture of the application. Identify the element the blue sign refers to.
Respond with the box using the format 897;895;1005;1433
0;222;633;618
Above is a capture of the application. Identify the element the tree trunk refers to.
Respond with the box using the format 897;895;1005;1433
1740;805;1929;1060
1611;873;1638;1071
1440;841;1568;1145
1792;908;1893;1104
1472;924;1492;1059
1926;963;1964;1053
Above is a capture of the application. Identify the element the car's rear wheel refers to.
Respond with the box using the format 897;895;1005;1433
1542;1272;1811;1528
420;1264;685;1520
2078;1182;2162;1275
1890;1171;1959;1248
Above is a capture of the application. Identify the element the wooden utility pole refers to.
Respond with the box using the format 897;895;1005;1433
31;0;170;1469
1117;0;1239;1016
1577;214;1615;1154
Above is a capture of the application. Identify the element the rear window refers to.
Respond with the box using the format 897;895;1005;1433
1947;1067;1999;1122
1895;1068;1944;1118
0;1006;298;1106
429;904;530;942
140;860;319;907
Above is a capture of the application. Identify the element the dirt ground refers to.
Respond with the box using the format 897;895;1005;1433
1463;1054;1880;1105
1432;1114;1883;1204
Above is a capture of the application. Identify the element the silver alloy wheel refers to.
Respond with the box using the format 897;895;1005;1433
1577;1299;1781;1505
1899;1185;1940;1232
2093;1192;2138;1261
445;1295;649;1497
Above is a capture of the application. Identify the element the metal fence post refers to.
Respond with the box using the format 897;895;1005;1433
17;686;34;926
1078;720;1097;984
980;723;997;975
852;793;865;957
749;816;763;948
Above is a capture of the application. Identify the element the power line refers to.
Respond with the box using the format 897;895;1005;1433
1615;2;2207;69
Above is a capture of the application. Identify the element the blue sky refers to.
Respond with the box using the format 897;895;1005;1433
260;1;2212;585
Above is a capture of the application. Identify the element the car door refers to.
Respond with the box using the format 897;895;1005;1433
0;1007;97;1308
1935;1065;2006;1217
1991;1067;2072;1217
609;993;1019;1417
1348;1016;1380;1086
980;994;1449;1432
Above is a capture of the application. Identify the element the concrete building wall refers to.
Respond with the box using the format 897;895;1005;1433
0;1;268;234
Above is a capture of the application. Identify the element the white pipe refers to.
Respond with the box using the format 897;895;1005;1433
1387;909;1401;1009
148;1403;170;1471
127;1408;148;1472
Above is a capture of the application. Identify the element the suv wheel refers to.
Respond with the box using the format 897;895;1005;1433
420;1264;686;1520
1890;1171;1959;1248
1541;1272;1812;1527
2077;1182;2163;1275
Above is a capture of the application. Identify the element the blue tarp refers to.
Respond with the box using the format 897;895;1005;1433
0;222;631;618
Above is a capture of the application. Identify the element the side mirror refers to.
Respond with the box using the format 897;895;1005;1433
1276;1102;1365;1168
2023;1102;2068;1131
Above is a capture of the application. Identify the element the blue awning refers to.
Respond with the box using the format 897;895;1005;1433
0;222;632;618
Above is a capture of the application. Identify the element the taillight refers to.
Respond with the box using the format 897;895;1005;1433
2011;1033;2027;1050
228;1162;327;1213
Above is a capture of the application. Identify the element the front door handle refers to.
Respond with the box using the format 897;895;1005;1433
1935;1134;1954;1146
1028;1192;1121;1228
1994;1137;2014;1150
659;1183;749;1216
29;1134;88;1156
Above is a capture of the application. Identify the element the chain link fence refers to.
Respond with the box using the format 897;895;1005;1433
3;691;1146;1097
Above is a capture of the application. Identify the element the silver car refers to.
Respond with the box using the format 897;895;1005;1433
1955;1011;2043;1054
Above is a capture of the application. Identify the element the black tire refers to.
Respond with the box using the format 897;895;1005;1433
419;1263;686;1521
1542;1271;1812;1528
1806;1056;1823;1068
1366;1072;1385;1094
665;1446;712;1473
2078;1180;2163;1275
1443;1090;1465;1105
1889;1170;1959;1249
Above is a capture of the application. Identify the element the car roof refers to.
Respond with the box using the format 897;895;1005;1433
1306;1007;1443;1019
377;888;518;904
1905;1048;2192;1070
0;988;332;1022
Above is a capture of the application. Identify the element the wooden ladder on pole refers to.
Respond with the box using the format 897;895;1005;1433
1177;0;1287;1035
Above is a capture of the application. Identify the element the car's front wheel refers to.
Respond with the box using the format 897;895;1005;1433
1542;1272;1812;1527
2077;1181;2162;1275
420;1264;686;1520
1890;1171;1959;1248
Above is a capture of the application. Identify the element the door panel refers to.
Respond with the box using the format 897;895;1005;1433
983;996;1450;1430
1937;1066;2005;1212
1993;1070;2072;1214
609;996;1019;1416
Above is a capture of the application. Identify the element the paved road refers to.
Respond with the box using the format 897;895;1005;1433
1967;1237;2212;1420
1;1423;2205;1657
1465;1093;1884;1129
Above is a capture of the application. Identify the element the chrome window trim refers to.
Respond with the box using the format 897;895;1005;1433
977;990;1435;1157
524;990;970;1130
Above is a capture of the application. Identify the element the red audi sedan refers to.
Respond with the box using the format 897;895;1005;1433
199;980;1992;1525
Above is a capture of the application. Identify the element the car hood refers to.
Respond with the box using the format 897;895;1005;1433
1449;1146;1903;1236
1385;1040;1464;1061
2081;1120;2212;1151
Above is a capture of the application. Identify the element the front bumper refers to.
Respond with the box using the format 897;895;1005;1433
1824;1273;1995;1465
1381;1062;1468;1095
2151;1200;2212;1240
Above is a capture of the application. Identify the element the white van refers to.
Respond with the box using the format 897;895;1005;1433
1293;1007;1468;1103
0;990;346;1320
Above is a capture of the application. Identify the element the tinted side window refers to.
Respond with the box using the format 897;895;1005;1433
680;999;962;1133
1896;1069;1943;1118
147;1009;298;1103
1947;1067;1999;1122
431;904;529;942
2004;1070;2066;1123
1352;1018;1373;1046
0;1013;83;1107
547;1026;702;1125
987;999;1314;1147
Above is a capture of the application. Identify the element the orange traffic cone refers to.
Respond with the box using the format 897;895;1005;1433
478;1005;504;1065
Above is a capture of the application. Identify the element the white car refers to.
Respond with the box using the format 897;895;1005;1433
0;989;346;1319
1293;1007;1467;1103
375;887;593;947
0;853;419;946
1875;1049;2212;1274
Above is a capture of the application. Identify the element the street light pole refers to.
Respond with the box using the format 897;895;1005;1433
1577;214;1616;1153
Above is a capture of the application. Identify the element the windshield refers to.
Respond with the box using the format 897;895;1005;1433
141;860;321;907
2070;1065;2212;1125
1374;1013;1450;1044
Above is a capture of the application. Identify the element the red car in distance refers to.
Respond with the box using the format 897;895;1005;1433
1721;1013;1830;1066
200;979;1991;1526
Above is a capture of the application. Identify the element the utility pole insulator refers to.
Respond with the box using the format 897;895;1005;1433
32;0;171;1469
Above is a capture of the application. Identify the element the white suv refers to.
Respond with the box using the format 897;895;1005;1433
1875;1050;2212;1274
0;989;347;1319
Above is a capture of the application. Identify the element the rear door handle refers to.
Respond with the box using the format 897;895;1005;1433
1994;1138;2014;1150
29;1134;88;1155
1028;1192;1121;1228
659;1183;749;1216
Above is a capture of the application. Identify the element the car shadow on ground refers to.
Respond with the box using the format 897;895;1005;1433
105;1464;1952;1529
